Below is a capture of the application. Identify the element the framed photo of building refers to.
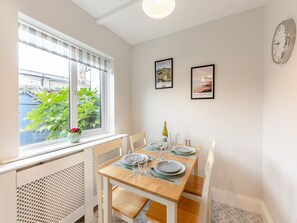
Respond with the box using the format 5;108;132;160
155;58;173;89
191;64;215;99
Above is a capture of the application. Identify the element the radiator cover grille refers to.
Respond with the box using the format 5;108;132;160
17;162;84;223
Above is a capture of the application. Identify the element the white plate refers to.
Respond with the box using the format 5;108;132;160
147;142;163;149
173;146;196;154
153;160;185;176
155;160;181;173
121;153;149;166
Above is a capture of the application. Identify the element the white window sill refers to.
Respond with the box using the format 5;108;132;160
0;133;127;175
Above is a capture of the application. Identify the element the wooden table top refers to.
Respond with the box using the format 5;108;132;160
98;146;200;203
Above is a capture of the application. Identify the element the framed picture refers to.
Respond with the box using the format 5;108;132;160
155;58;173;89
191;64;215;99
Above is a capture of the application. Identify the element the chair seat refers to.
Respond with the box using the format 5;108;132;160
112;187;148;219
146;196;201;223
184;175;204;196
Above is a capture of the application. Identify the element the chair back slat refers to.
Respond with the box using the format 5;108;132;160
199;160;213;223
93;139;123;223
200;139;215;223
204;139;215;176
130;132;147;151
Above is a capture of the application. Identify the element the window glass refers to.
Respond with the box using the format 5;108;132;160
19;43;70;146
77;63;101;131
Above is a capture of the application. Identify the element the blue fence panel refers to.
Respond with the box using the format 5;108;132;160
19;93;48;146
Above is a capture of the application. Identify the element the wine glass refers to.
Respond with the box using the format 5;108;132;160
160;140;168;160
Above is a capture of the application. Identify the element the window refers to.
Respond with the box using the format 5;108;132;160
18;21;111;148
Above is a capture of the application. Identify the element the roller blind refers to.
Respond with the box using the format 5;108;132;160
18;21;109;72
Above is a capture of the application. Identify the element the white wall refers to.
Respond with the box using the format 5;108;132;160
263;1;297;222
0;0;132;161
0;0;19;161
132;8;264;198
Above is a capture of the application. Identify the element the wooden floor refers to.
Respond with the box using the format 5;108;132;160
76;200;263;223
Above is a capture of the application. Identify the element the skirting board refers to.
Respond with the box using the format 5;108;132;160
211;187;274;223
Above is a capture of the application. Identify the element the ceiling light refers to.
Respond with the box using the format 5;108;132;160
142;0;176;19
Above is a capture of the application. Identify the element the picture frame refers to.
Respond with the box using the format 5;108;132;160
191;64;215;99
155;58;173;89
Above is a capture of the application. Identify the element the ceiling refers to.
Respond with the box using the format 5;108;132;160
71;0;266;45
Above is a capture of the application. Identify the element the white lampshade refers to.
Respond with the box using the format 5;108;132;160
142;0;176;19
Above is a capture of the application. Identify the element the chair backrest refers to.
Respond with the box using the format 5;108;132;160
93;139;123;223
199;159;213;223
204;139;215;177
130;132;147;151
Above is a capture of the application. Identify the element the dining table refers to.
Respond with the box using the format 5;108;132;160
97;144;200;223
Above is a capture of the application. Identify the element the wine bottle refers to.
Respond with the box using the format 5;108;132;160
162;121;168;142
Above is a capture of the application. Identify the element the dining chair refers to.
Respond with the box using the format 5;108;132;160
93;139;148;223
146;157;213;223
183;139;216;197
129;132;147;152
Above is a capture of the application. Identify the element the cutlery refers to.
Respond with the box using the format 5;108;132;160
149;170;175;182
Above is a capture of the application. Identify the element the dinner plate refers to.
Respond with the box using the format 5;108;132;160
147;142;163;150
153;160;185;176
121;153;149;166
173;146;196;154
155;160;181;173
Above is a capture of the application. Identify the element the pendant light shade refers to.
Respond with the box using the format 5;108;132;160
142;0;176;19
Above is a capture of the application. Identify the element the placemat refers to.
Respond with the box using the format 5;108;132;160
113;159;189;186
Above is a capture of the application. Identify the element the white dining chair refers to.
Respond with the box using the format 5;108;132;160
146;156;214;223
93;139;148;223
129;132;147;152
183;139;215;197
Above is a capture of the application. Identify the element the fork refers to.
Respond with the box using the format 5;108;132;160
149;171;175;182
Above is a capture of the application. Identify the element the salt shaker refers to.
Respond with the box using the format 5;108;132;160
185;139;191;146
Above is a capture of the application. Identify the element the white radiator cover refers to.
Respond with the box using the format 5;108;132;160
0;171;17;223
17;152;85;223
0;136;128;223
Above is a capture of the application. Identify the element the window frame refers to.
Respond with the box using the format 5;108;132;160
18;14;114;152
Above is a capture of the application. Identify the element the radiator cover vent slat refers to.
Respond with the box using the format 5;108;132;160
17;162;84;223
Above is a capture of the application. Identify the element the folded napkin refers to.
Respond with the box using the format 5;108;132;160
171;150;196;156
146;146;161;151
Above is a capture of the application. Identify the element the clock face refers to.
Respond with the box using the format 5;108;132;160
272;24;287;62
271;19;296;64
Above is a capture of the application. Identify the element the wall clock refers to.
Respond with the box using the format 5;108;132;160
271;19;296;64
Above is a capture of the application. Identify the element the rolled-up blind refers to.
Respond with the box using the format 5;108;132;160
18;21;109;72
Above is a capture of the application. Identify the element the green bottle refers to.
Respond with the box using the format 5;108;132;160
162;121;168;142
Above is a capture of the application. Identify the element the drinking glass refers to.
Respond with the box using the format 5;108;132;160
169;132;179;149
138;160;147;174
160;141;168;160
127;149;139;175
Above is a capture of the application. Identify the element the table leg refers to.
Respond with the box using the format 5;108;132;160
103;176;112;223
166;201;177;223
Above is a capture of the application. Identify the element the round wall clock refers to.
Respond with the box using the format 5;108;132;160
271;19;296;64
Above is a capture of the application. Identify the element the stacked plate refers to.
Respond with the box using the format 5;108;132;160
147;142;163;150
172;146;196;155
153;160;185;176
121;153;149;166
